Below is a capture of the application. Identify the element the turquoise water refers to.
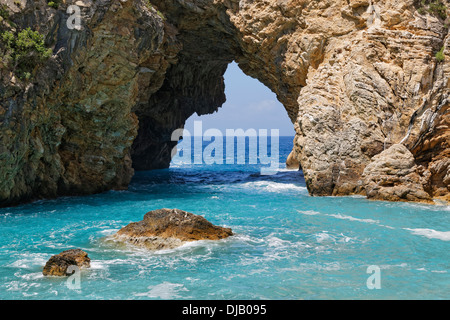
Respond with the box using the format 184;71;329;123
0;137;449;300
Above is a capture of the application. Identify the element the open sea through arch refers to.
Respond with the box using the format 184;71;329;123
0;136;449;300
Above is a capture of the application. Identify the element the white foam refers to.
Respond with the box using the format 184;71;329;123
98;229;120;235
232;233;265;245
417;267;427;271
404;228;450;241
279;262;342;272
378;224;396;230
18;272;44;281
276;168;300;172
22;292;39;297
314;232;336;243
89;260;110;270
379;263;408;269
239;181;307;193
340;233;353;243
327;213;380;224
6;281;21;292
134;282;189;299
266;235;293;248
90;258;140;268
297;210;321;216
8;253;48;270
396;201;450;212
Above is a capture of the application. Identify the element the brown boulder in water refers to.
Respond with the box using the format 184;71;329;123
42;249;91;276
113;208;233;250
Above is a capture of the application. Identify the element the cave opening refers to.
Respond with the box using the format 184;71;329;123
183;61;294;137
129;0;303;177
170;61;296;172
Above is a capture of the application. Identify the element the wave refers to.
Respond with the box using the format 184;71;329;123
134;282;189;299
16;272;44;281
276;168;300;172
239;181;307;193
404;228;450;241
327;213;380;224
266;234;303;248
97;229;120;236
297;210;321;216
298;210;382;226
313;232;336;243
8;253;49;270
393;201;450;212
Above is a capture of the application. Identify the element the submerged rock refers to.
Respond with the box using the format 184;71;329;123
43;249;91;276
113;208;233;250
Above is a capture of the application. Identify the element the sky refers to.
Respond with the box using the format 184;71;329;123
184;62;295;136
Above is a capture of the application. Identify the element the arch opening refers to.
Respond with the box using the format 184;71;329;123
172;61;297;171
183;61;295;137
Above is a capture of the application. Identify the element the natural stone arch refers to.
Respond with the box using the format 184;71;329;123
0;0;448;207
130;0;323;171
131;0;449;203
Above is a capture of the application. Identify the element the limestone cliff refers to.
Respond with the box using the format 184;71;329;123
0;0;448;206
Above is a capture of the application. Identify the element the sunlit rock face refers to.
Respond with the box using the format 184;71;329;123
0;0;448;206
43;249;91;276
113;208;233;250
362;144;433;203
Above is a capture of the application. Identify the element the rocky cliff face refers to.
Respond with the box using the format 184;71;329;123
0;0;448;206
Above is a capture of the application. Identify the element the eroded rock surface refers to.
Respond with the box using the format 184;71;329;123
0;0;449;205
113;208;233;250
362;144;432;203
42;249;91;276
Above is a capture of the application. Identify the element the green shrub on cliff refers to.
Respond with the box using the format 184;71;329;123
436;46;445;62
1;28;52;80
0;4;9;21
46;0;61;9
416;0;448;19
145;0;166;20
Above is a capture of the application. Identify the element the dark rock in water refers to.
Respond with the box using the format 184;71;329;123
113;208;233;250
43;249;91;276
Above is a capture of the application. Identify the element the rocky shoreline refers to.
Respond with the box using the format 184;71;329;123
0;0;448;206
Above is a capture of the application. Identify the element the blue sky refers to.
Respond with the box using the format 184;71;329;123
184;62;295;136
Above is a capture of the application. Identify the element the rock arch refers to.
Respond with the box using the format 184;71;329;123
0;0;448;206
129;0;315;171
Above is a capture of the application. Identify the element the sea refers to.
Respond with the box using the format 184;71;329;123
0;136;448;300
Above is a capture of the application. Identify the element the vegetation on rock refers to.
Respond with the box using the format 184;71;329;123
436;46;446;62
0;4;9;21
145;0;166;20
1;27;52;80
47;0;61;9
416;0;448;19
